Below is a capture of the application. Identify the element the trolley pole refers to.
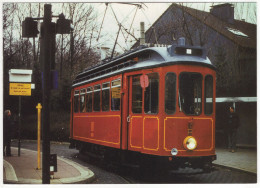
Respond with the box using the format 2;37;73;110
42;4;52;184
36;103;42;170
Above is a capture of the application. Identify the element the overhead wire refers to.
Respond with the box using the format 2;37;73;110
125;6;139;43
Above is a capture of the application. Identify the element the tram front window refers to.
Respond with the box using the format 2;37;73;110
179;73;202;115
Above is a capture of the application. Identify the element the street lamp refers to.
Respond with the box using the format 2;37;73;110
22;4;71;184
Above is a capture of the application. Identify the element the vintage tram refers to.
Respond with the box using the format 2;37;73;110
70;39;216;172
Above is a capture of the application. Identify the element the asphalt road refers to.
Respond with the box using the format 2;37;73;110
11;140;257;184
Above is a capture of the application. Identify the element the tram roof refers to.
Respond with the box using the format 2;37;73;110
72;45;215;88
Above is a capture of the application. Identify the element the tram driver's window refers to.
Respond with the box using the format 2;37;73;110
144;73;159;114
94;85;101;111
74;90;80;113
80;88;86;112
179;73;202;115
165;73;176;114
102;82;110;111
111;79;121;111
205;75;213;115
132;76;142;113
86;87;93;112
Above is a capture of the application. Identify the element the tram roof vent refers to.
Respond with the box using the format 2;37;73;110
167;44;206;59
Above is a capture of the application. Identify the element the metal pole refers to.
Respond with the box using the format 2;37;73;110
18;96;21;156
42;4;52;184
140;22;145;45
36;103;42;170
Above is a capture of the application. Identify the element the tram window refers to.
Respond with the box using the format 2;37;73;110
111;79;121;111
86;86;93;112
179;73;202;115
132;76;143;113
74;90;80;113
205;75;213;115
80;88;86;112
144;73;159;114
94;85;101;111
102;82;110;111
165;73;176;114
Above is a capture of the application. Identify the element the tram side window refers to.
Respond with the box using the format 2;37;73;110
102;82;110;111
74;90;80;113
80;88;86;112
165;73;176;114
94;85;101;111
144;73;159;114
111;79;121;111
86;87;93;112
205;75;213;115
132;76;142;113
179;73;202;115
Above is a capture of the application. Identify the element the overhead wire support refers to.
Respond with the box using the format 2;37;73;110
111;24;122;59
96;3;108;42
109;4;127;40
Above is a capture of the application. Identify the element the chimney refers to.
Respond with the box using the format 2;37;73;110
140;22;145;45
210;3;234;24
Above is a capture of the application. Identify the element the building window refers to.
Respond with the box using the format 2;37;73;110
144;73;159;114
165;73;176;114
80;88;86;112
111;79;121;111
94;84;101;111
132;76;142;113
86;86;93;112
179;72;202;115
74;90;80;113
205;75;213;115
102;82;110;111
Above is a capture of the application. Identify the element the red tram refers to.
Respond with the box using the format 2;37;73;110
70;39;216;171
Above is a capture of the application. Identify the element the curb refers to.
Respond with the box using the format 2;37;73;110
11;139;70;145
3;147;96;184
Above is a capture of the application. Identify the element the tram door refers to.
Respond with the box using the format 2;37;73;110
127;74;143;151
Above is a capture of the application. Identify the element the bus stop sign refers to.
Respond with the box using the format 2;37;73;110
140;75;149;88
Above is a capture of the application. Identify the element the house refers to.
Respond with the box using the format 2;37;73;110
132;3;257;147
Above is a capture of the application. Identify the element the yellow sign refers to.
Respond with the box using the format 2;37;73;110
9;83;31;96
112;87;121;98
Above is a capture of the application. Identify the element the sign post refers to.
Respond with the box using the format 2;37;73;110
9;69;33;156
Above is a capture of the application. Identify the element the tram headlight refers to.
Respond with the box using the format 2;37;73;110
171;148;178;156
183;136;197;150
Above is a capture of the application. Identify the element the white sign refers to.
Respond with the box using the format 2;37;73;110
9;69;32;83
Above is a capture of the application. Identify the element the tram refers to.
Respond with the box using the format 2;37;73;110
70;38;216;171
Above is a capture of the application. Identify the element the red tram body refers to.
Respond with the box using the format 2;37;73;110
70;41;216;171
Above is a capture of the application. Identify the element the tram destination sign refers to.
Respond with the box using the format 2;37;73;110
9;83;32;96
